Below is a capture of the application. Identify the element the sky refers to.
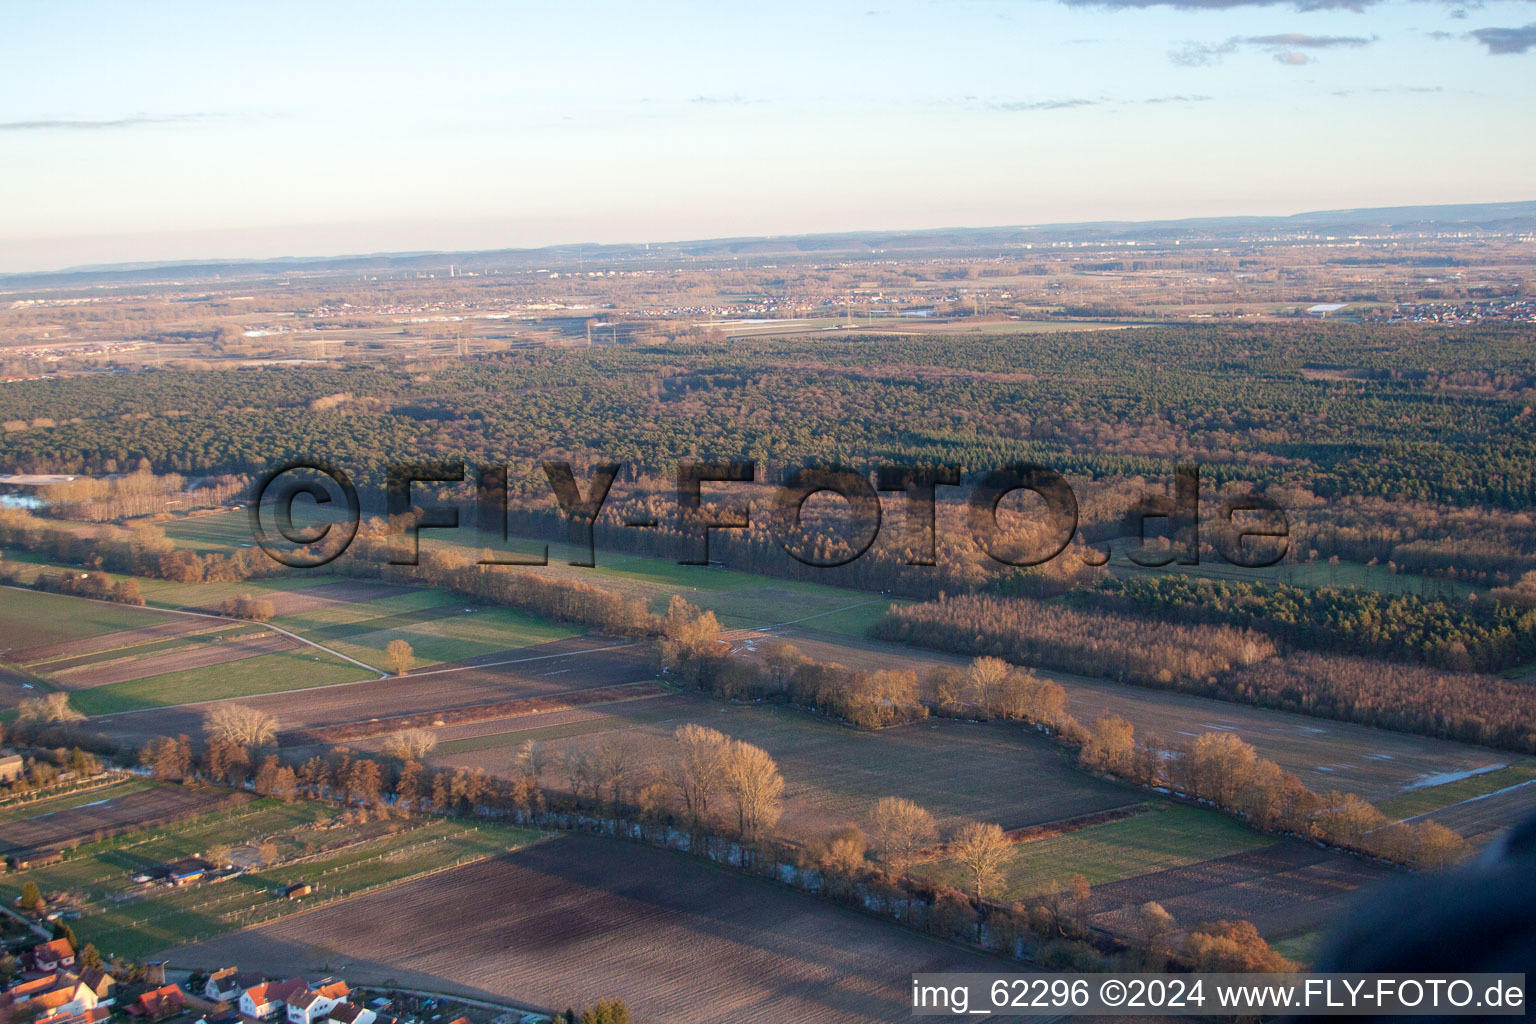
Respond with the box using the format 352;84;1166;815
2;0;1534;273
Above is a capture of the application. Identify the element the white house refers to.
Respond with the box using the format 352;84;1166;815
285;980;350;1024
32;940;75;973
204;968;242;1004
241;980;306;1020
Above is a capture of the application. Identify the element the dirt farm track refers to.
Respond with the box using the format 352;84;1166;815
174;833;1016;1023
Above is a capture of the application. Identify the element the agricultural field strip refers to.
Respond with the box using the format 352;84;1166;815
18;623;248;670
47;634;304;691
1;583;386;677
173;833;1019;1024
0;775;151;827
16;548;872;717
1377;760;1536;820
1406;777;1536;823
0;786;234;857
406;598;885;679
429;697;697;754
916;804;1275;898
26;625;259;673
91;640;648;719
773;627;1520;803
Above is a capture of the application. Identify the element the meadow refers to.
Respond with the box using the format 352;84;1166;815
915;803;1274;898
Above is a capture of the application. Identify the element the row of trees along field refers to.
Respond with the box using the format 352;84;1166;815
121;706;1300;974
657;624;1470;870
876;594;1536;752
25;470;247;523
0;508;284;584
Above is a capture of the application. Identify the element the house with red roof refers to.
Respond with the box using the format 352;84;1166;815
37;1005;112;1024
1;971;103;1019
241;980;306;1021
32;939;76;973
125;984;185;1020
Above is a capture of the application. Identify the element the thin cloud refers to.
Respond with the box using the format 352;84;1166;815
1468;23;1536;53
1066;0;1536;10
1244;32;1375;46
982;94;1211;112
992;98;1100;111
1172;40;1240;64
0;114;213;132
1067;0;1381;10
1330;85;1445;94
1172;32;1373;64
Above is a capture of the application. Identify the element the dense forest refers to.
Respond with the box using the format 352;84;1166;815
3;323;1534;511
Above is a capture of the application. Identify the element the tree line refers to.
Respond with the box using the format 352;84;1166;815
877;593;1536;752
121;705;1300;976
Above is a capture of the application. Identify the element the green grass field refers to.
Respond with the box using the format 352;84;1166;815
0;789;542;959
29;626;284;676
68;649;376;716
1270;928;1326;967
271;585;580;668
427;530;893;633
1375;761;1536;820
1107;545;1480;599
432;700;688;755
0;587;183;650
0;550;339;610
916;803;1274;900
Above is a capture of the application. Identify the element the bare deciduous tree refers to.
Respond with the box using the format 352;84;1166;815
951;820;1010;902
515;739;548;778
17;692;85;724
967;656;1011;710
822;825;867;875
383;728;437;762
722;738;784;848
205;703;279;751
593;735;639;807
870;796;938;876
386;639;414;676
669;723;730;836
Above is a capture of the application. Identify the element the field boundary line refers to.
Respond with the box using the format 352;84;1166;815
405;639;644;677
1401;776;1536;823
0;583;387;682
717;598;888;639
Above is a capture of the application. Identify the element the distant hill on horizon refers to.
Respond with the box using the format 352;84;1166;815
7;199;1534;290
